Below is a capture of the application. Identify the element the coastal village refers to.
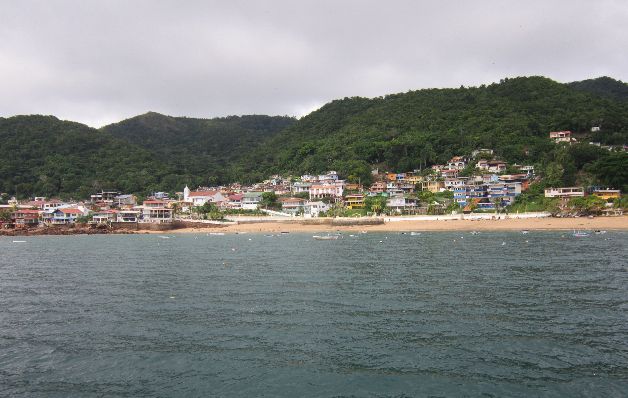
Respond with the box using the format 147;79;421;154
0;130;625;231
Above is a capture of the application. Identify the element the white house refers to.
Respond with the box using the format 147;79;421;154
304;201;330;217
183;186;227;206
242;192;263;210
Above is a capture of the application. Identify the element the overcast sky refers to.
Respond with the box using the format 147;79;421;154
1;0;627;127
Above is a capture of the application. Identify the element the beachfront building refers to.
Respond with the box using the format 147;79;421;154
487;182;522;207
304;201;330;217
41;208;85;225
592;189;621;200
386;195;418;214
141;200;173;223
12;209;40;227
279;197;306;215
544;187;585;198
92;210;117;224
242;192;263;210
117;210;140;223
345;194;365;209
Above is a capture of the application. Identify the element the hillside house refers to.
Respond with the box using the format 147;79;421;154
544;187;585;198
549;131;575;143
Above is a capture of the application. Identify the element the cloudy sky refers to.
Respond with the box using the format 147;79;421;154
1;0;627;127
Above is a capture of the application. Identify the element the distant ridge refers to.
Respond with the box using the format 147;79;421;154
568;76;628;101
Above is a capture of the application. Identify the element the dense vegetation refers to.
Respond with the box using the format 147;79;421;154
1;76;627;199
102;112;295;184
238;76;628;190
0;116;175;199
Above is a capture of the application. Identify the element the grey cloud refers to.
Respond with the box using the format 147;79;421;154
1;0;627;127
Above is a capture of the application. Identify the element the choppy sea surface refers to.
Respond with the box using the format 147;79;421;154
1;231;627;397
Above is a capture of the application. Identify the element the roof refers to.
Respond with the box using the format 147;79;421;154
15;209;40;214
59;208;83;214
189;191;220;197
229;194;243;200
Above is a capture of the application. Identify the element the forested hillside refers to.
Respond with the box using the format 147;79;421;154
235;76;628;189
0;116;175;198
1;76;627;198
101;113;296;184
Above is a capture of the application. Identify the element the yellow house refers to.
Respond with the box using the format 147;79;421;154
421;180;445;193
345;194;365;209
403;175;424;184
592;189;621;200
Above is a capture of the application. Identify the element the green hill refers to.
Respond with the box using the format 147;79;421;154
236;76;628;189
1;76;627;198
0;115;176;198
568;76;628;102
101;112;295;184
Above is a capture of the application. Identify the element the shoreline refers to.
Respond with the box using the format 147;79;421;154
171;216;628;234
2;216;627;236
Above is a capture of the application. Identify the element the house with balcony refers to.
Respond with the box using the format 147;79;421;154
544;187;585;199
41;208;85;225
242;192;263;210
291;181;313;194
369;181;387;194
386;195;418;214
309;183;344;200
345;194;365;209
116;210;140;223
13;209;40;227
279;197;306;215
420;179;445;193
140;200;173;223
304;201;331;217
92;210;117;224
487;182;522;207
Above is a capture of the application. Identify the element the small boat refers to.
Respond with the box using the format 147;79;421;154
313;235;340;240
573;230;589;237
521;230;529;234
280;231;290;234
12;240;26;243
594;230;607;235
158;236;171;239
208;232;225;236
410;232;421;236
470;231;480;235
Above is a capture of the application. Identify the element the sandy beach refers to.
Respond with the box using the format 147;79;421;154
165;216;628;234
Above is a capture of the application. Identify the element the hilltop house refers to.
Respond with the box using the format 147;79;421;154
549;131;575;143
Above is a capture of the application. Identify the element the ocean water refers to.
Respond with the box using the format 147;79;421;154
1;231;627;397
